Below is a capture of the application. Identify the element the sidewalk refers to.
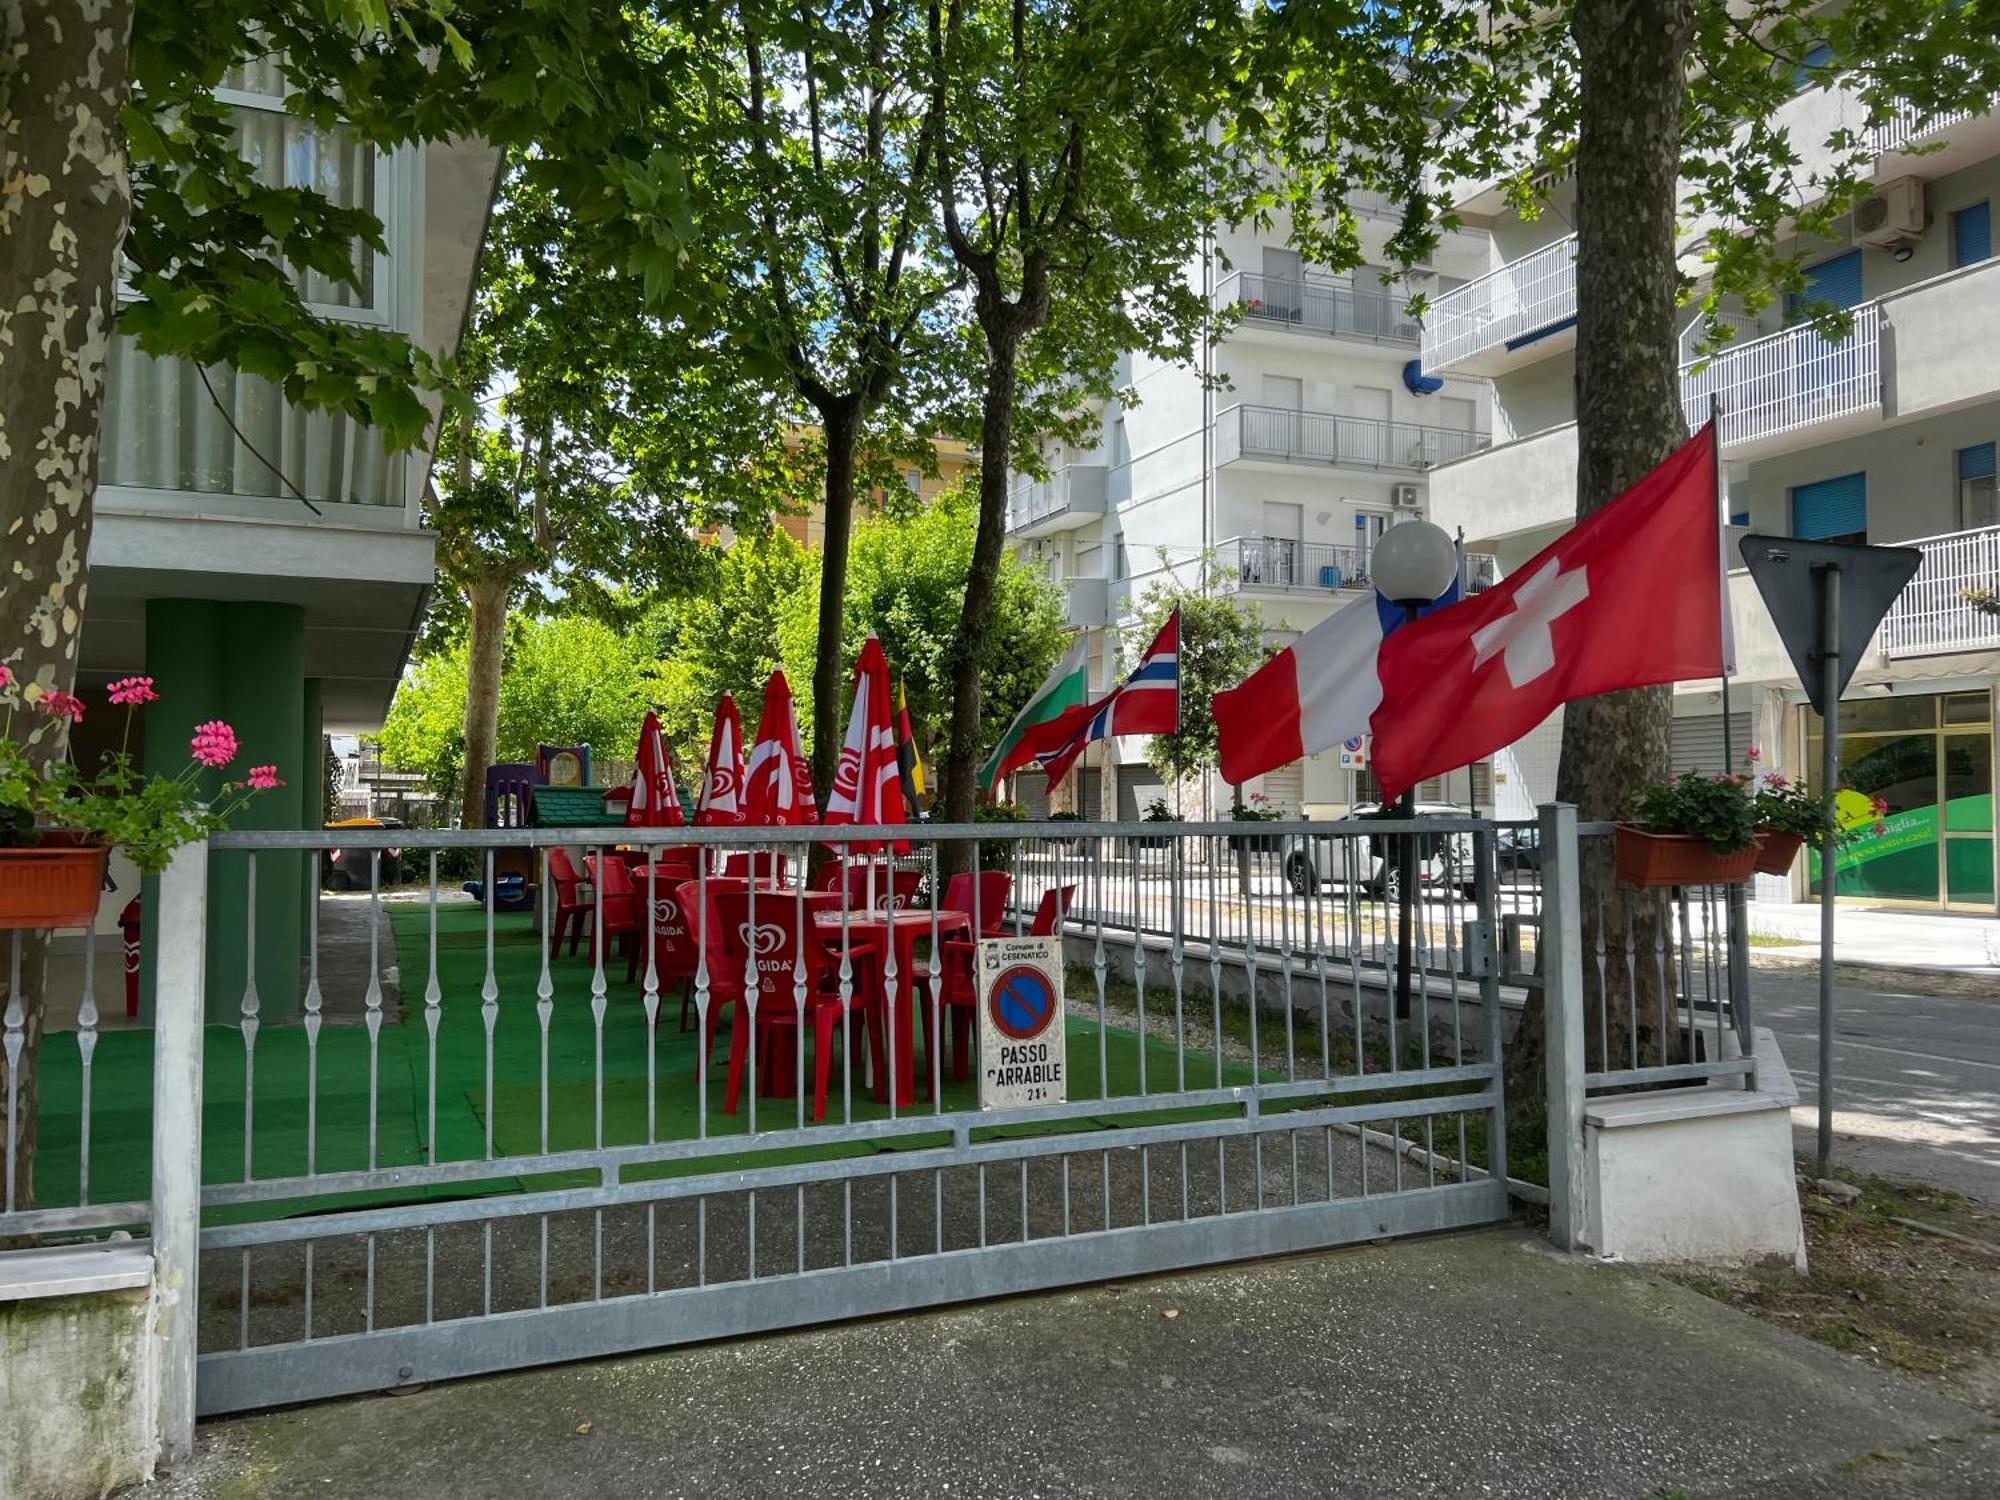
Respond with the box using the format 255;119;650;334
159;1230;1996;1500
1748;900;2000;979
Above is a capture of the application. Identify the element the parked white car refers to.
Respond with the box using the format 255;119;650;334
1280;802;1476;900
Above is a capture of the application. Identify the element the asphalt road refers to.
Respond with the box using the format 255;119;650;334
1753;965;2000;1204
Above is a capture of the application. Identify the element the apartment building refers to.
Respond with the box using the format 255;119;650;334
1421;81;2000;911
68;59;500;1015
1009;206;1498;822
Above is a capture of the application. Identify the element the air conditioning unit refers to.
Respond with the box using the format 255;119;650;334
1390;483;1422;510
1855;177;1926;247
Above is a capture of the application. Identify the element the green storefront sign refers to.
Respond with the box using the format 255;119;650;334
1809;793;1994;904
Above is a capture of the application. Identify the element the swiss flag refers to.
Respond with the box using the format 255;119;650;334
1371;424;1725;800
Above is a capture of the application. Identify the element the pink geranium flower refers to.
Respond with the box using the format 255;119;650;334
107;676;158;706
244;765;283;791
0;663;12;691
37;690;86;723
191;720;239;769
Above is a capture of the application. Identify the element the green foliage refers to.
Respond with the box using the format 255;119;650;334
1750;770;1837;844
1626;772;1760;854
1123;553;1268;789
1966;588;2000;620
844;485;1070;767
379;615;664;805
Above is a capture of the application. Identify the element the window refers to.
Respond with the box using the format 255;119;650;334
1788;250;1863;321
904;469;924;495
1959;443;1998;531
1791;41;1833;92
1951;202;1992;268
1791;472;1867;543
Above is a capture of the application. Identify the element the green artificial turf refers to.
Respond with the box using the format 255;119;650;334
29;903;1263;1222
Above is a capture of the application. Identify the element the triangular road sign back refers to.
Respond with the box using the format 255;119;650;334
1738;535;1923;717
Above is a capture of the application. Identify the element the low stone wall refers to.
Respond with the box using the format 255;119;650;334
1583;1028;1807;1270
0;1244;158;1499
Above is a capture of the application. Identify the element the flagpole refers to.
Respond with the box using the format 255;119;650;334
1711;391;1754;1056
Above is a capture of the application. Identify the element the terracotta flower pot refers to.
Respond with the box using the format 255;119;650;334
1753;829;1806;876
1613;826;1757;889
0;842;110;930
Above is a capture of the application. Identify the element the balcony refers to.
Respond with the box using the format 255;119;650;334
1216;405;1490;475
1006;463;1108;537
1060;575;1109;630
1679;303;1882;459
1216;270;1419;347
1221;536;1498;597
1420;235;1578;377
1879;526;2000;660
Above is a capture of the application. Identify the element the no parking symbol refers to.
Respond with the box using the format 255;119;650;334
977;935;1067;1110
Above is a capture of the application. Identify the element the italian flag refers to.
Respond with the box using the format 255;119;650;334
980;638;1089;793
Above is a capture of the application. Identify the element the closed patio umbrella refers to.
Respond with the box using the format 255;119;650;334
626;710;685;828
743;670;816;826
695;692;746;826
823;632;906;854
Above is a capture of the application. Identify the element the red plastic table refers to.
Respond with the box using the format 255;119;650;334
816;908;972;1107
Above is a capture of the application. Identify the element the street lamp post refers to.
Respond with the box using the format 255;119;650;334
1369;519;1461;1030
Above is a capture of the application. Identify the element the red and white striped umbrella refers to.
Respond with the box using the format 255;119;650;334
743;670;816;826
694;692;746;827
823;633;906;852
625;709;685;827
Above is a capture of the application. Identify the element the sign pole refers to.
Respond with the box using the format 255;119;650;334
1712;397;1753;1052
1814;561;1842;1178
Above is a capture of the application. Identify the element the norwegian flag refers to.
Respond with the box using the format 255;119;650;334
822;633;907;849
1028;611;1180;787
694;692;746;826
743;670;816;826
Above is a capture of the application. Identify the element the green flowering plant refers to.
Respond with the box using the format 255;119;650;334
1736;747;1837;846
1624;770;1759;855
0;665;282;875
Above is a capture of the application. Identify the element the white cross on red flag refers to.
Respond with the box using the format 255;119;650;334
1370;423;1726;801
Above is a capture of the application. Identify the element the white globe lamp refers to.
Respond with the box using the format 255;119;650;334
1371;518;1459;608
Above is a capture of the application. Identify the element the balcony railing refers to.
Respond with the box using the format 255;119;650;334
1006;463;1108;533
1223;536;1499;595
1220;405;1490;473
1871;93;1991;156
1879;525;2000;659
1679;303;1881;448
1217;271;1419;345
1421;234;1578;371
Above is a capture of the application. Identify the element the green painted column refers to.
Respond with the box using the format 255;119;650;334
141;599;306;1022
301;677;324;948
220;604;307;1023
139;600;224;1022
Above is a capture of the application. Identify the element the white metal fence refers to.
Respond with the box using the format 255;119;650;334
1420;234;1578;371
1220;404;1490;472
1217;270;1420;345
1679;303;1881;449
1879;524;2000;658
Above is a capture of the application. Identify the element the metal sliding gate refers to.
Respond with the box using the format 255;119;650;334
189;819;1511;1414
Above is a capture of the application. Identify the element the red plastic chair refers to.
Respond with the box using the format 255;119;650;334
941;871;1012;937
581;854;642;968
920;883;1075;1087
843;864;924;912
714;890;881;1120
722;850;789;883
545;848;589;960
623;864;700;1016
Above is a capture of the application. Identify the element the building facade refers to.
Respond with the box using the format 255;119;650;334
68;61;500;1015
1009;206;1498;821
1421;82;2000;910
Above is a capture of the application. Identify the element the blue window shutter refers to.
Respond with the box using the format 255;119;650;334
1959;442;1997;482
1793;42;1833;91
1729;511;1750;527
1953;202;1992;267
1791;472;1868;540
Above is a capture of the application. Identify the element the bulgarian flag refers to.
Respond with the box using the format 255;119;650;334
979;637;1089;793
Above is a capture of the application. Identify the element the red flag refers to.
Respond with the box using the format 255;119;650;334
1371;424;1724;801
743;671;816;826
